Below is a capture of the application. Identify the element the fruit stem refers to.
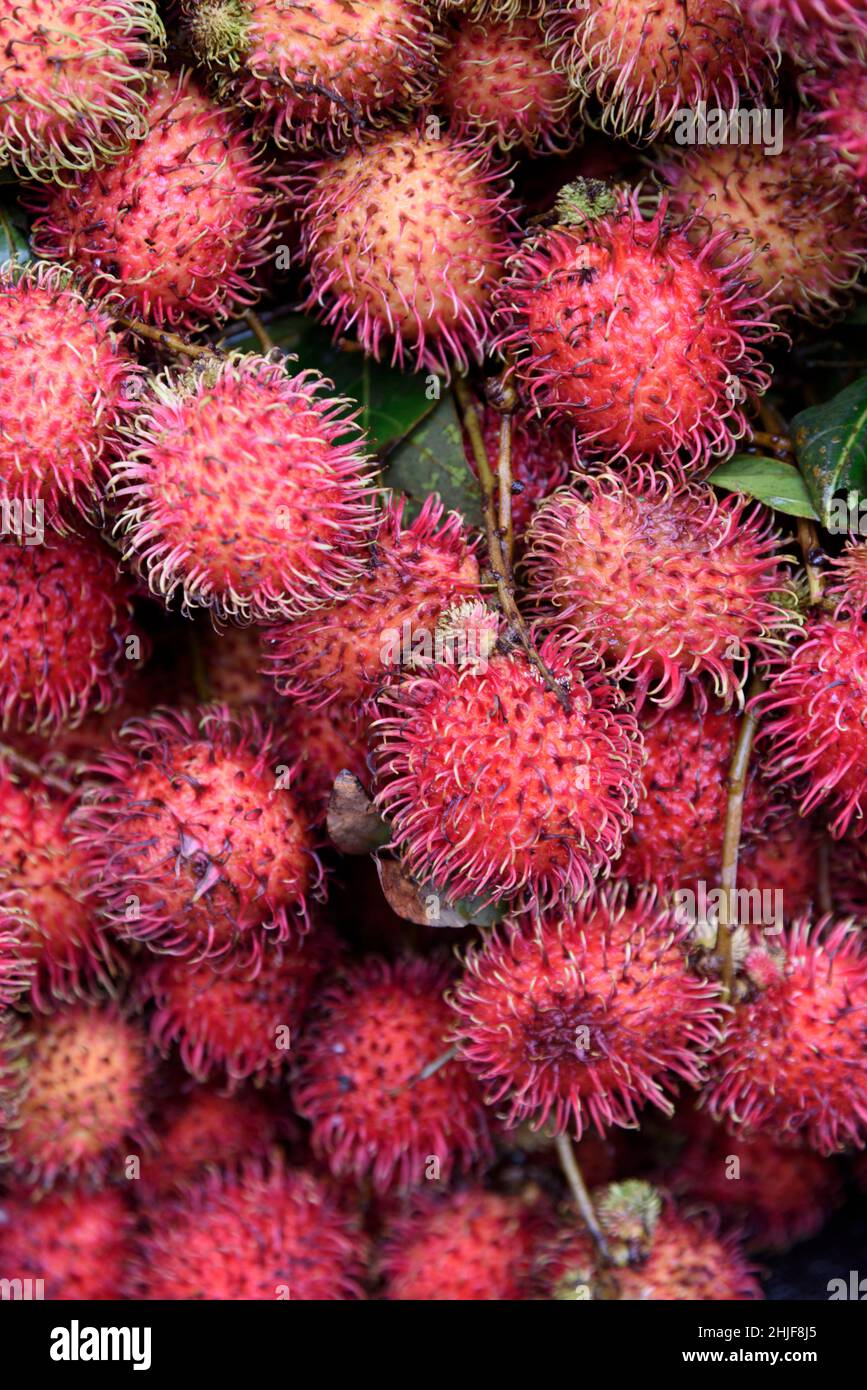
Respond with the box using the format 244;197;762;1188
0;743;75;796
797;517;826;606
497;414;515;574
555;1133;610;1260
389;1044;459;1096
453;377;571;713
719;669;767;1001
751;429;794;459
243;310;275;353
116;316;219;360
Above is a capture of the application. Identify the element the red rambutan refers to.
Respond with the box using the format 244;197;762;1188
131;1160;367;1299
284;704;372;819
545;0;772;141
265;495;481;719
0;531;143;734
494;190;775;474
110;353;377;625
704;919;867;1154
380;1187;545;1300
143;1086;280;1197
0;0;163;183
182;0;440;148
828;538;867;618
525;472;791;709
802;57;867;187
295;124;519;377
453;888;725;1138
0;1185;133;1299
293;956;493;1191
737;804;819;925
28;70;285;330
0;894;33;1007
72;705;324;969
748;0;867;64
7;1000;152;1186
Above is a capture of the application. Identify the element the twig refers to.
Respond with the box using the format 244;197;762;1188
388;1045;458;1096
797;517;826;607
0;743;76;796
498;413;514;576
719;670;767;1000
243;310;275;354
555;1133;609;1261
454;377;570;712
116;316;217;360
751;429;794;459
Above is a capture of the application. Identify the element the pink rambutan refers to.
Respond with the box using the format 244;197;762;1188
142;933;333;1086
654;124;867;321
0;262;141;528
0;1185;133;1299
525;472;792;709
802;57;867;187
284;704;372;819
0;894;33;1007
704;919;867;1154
437;11;577;152
453;888;726;1138
545;0;772;141
28;70;284;330
110;353;377;625
374;634;644;907
72;705;324;969
380;1188;545;1300
7;1000;152;1186
0;531;143;734
131;1160;367;1299
293;956;493;1191
757;613;867;838
494;190;775;474
748;0;867;64
198;622;273;709
182;0;440;148
463;403;573;538
0;0;163;183
828;538;867;618
295;123;519;377
737;804;819;925
143;1086;280;1197
265;495;481;720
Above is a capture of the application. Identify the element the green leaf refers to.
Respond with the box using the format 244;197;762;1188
792;376;867;528
0;197;31;266
381;391;482;528
708;454;820;520
224;311;434;453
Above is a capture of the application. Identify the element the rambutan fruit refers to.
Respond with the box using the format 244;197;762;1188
182;0;440;149
0;1009;28;1154
110;353;377;625
757;613;867;838
0;894;34;1006
142;933;333;1086
0;1185;132;1299
73;705;324;969
747;0;867;65
525;473;791;710
265;495;481;720
131;1160;367;1299
494;190;775;474
374;635;643;907
293;956;493;1191
737;805;819;925
284;704;372;819
0;531;143;734
704;919;867;1154
546;0;772;142
197;622;272;708
437;12;577;152
28;70;285;331
618;700;774;890
7;1000;151;1186
380;1187;545;1300
828;538;867;618
295;124;519;377
463;404;573;539
143;1086;280;1197
802;57;867;187
453;888;725;1138
0;0;163;183
0;766;116;1011
0;262;141;529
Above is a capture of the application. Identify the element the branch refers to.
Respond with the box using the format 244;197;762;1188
243;310;275;354
116;316;218;360
718;670;767;1000
498;413;515;576
751;428;794;459
555;1133;609;1261
797;517;827;607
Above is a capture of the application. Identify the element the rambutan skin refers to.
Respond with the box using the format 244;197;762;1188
72;705;324;969
375;638;644;908
7;1000;152;1187
748;0;867;64
0;0;164;183
525;473;792;710
130;1161;367;1300
802;58;867;187
142;1087;280;1198
183;0;441;149
380;1188;545;1300
0;531;144;734
453;889;726;1138
437;12;578;152
28;69;285;330
703;919;867;1155
111;352;378;626
265;495;481;721
757;613;867;838
494;194;775;474
293;956;493;1192
546;0;773;141
295;124;520;378
0;1185;133;1299
0;894;34;1007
